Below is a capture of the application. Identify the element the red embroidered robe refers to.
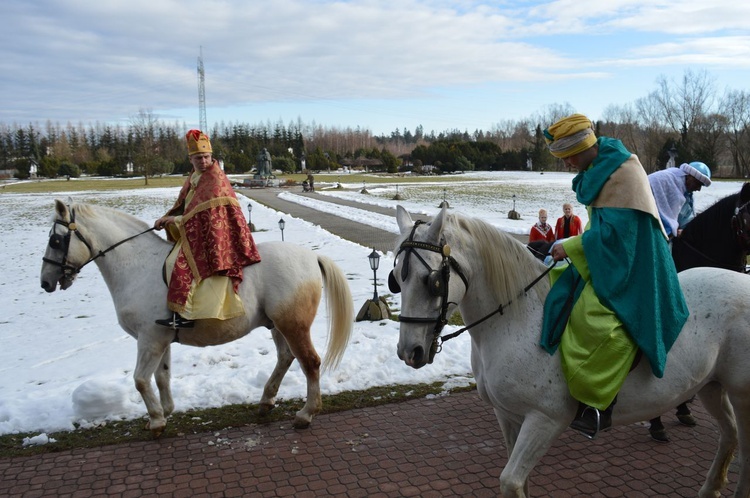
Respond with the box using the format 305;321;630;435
165;161;261;311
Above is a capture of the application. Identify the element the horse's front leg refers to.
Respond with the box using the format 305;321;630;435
499;411;567;498
134;333;172;437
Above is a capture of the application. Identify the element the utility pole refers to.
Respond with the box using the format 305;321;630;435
197;47;207;132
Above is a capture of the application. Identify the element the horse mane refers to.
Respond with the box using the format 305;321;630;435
444;213;550;313
71;203;151;231
69;203;157;247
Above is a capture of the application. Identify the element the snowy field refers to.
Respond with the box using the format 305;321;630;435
0;171;744;443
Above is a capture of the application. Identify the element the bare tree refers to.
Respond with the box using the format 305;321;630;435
130;109;161;185
652;69;716;154
719;89;750;177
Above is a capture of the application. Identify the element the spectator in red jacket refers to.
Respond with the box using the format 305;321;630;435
529;209;556;244
554;203;583;240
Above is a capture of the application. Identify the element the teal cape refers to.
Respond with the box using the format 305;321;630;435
540;137;689;378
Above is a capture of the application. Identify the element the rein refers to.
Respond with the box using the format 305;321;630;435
439;262;557;345
42;206;157;278
391;220;555;360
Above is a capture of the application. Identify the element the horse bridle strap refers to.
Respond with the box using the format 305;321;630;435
440;261;557;344
43;206;156;277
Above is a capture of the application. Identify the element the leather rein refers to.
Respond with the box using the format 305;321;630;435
390;220;555;361
42;206;156;279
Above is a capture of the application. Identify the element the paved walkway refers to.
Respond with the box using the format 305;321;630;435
0;187;740;497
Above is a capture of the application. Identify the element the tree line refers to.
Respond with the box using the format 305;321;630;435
2;69;749;181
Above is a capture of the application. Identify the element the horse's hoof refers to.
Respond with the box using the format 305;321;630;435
145;420;166;438
677;413;697;427
650;429;670;443
258;403;275;416
293;417;312;429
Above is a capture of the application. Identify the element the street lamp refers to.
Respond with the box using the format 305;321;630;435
439;187;449;208
247;203;254;232
508;193;520;220
278;218;285;241
356;248;390;321
368;249;380;301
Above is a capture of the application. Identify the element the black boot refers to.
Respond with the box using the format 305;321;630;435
570;398;616;440
648;416;670;443
675;402;697;427
155;313;195;329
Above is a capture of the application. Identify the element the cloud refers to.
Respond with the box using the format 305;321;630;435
2;0;748;131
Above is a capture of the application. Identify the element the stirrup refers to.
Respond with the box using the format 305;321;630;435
570;405;602;440
155;313;195;329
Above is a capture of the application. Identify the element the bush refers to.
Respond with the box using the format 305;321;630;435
58;163;81;178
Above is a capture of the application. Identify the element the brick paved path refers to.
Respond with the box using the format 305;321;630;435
0;390;738;497
0;187;740;497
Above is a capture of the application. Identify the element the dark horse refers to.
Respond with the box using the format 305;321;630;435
649;182;750;441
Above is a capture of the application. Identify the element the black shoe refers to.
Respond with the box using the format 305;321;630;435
676;412;697;427
570;402;614;439
649;428;670;443
155;314;195;329
648;417;670;443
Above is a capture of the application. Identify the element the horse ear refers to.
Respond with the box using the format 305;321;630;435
741;183;750;203
54;199;70;221
425;204;447;242
396;205;413;234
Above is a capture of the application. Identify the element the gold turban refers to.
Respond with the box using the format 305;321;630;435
543;114;597;159
186;129;212;156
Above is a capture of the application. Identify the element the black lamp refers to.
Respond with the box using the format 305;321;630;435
247;203;253;230
368;249;380;301
278;218;285;241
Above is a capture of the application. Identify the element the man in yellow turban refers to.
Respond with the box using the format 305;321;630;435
540;114;689;439
154;130;261;329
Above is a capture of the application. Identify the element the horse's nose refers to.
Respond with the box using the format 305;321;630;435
41;280;55;293
397;343;426;369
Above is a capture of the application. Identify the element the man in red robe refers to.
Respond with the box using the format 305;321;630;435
154;130;261;328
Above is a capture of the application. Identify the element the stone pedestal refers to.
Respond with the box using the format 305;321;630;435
356;297;391;321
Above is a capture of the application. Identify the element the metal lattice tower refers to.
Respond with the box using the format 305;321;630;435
197;47;207;132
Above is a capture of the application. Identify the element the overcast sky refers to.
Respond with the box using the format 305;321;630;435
3;0;749;135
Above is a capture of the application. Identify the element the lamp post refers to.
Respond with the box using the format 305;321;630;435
278;218;285;241
439;187;449;208
508;193;520;220
247;203;254;232
368;249;380;301
356;248;391;321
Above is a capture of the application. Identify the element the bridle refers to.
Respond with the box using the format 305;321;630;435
731;197;750;258
678;195;750;273
42;206;156;281
389;220;554;362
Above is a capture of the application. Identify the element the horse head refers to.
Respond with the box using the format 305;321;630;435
732;182;750;254
392;205;470;368
40;200;94;292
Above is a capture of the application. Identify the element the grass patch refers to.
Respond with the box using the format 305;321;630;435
0;381;475;458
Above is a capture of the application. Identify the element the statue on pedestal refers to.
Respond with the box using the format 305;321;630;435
257;148;272;177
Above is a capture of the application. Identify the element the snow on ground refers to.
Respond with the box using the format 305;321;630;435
0;172;743;439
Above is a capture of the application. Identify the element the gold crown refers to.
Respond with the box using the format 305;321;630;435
186;129;212;155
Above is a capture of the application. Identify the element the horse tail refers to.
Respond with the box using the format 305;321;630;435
317;254;354;371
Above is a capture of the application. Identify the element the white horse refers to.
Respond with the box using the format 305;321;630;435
391;205;750;498
40;200;354;437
